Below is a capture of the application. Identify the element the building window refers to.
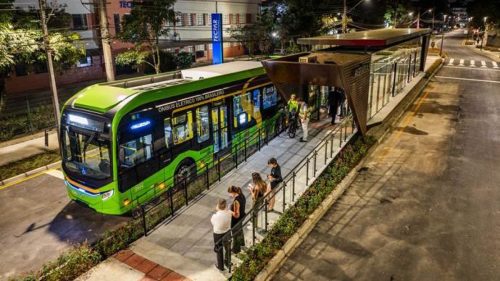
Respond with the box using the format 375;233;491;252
223;14;229;24
72;14;88;30
203;13;209;25
246;13;252;24
181;13;188;26
197;14;204;26
228;13;233;25
236;14;240;24
174;13;181;27
113;14;121;34
77;56;92;68
190;13;196;26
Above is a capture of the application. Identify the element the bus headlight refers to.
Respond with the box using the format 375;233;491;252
101;190;114;201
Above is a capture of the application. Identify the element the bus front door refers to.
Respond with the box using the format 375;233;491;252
212;105;229;154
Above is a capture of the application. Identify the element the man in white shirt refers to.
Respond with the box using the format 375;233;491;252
299;99;310;142
211;198;232;271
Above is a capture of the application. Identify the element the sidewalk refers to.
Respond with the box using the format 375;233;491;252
77;117;348;281
0;130;58;167
463;40;500;62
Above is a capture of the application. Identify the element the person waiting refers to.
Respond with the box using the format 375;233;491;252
298;98;311;142
211;199;232;271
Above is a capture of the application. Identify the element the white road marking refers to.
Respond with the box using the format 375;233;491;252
448;58;455;65
459;59;464;66
435;76;500;84
493;61;499;69
470;60;476;67
45;169;65;180
481;61;487;68
442;65;500;71
443;65;500;72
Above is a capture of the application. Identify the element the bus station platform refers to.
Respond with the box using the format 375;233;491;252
77;114;355;281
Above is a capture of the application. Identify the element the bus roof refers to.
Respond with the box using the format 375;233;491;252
180;61;262;80
68;61;265;114
71;85;138;113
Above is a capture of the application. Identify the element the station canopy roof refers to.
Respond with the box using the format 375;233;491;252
297;28;431;48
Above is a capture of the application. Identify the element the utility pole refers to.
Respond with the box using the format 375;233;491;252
342;0;347;33
38;0;60;150
97;0;115;81
432;9;435;30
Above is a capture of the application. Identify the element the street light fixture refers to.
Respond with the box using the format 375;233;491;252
415;8;433;29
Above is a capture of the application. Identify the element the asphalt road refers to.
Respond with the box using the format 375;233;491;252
274;29;500;281
0;170;129;280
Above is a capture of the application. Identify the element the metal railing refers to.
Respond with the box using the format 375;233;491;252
134;113;287;235
216;113;357;273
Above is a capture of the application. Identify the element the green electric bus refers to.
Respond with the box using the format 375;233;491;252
60;61;283;215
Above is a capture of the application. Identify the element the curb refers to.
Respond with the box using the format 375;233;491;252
253;60;444;281
0;160;62;187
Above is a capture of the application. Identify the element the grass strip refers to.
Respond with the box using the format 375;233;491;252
0;150;60;181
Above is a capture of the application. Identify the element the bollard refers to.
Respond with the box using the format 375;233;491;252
141;205;147;236
44;130;49;147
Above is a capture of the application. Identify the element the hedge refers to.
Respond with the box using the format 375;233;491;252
231;135;376;281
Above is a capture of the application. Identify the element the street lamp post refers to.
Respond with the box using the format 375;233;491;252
432;9;435;30
408;12;413;28
481;16;488;50
416;9;432;29
342;0;369;33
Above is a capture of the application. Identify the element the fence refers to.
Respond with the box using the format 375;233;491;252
217;113;357;273
0;102;56;142
134;115;287;234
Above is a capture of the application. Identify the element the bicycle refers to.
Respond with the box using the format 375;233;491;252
287;111;298;138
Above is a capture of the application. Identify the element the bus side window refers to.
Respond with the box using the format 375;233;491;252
263;85;278;110
252;89;261;114
164;118;173;148
119;134;153;168
172;111;193;145
196;105;210;143
233;92;252;128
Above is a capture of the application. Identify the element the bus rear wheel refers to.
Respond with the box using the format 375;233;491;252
174;159;196;189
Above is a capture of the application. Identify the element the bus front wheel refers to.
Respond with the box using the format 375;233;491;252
174;159;196;188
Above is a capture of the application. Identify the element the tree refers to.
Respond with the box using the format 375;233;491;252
115;49;151;72
119;0;176;74
174;51;193;69
384;3;412;28
229;12;275;56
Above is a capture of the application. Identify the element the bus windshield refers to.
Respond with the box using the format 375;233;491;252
62;127;112;182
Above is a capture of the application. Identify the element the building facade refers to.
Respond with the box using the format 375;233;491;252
7;0;261;94
109;0;260;61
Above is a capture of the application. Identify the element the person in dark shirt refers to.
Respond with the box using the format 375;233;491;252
267;158;282;211
328;87;343;125
228;186;246;253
